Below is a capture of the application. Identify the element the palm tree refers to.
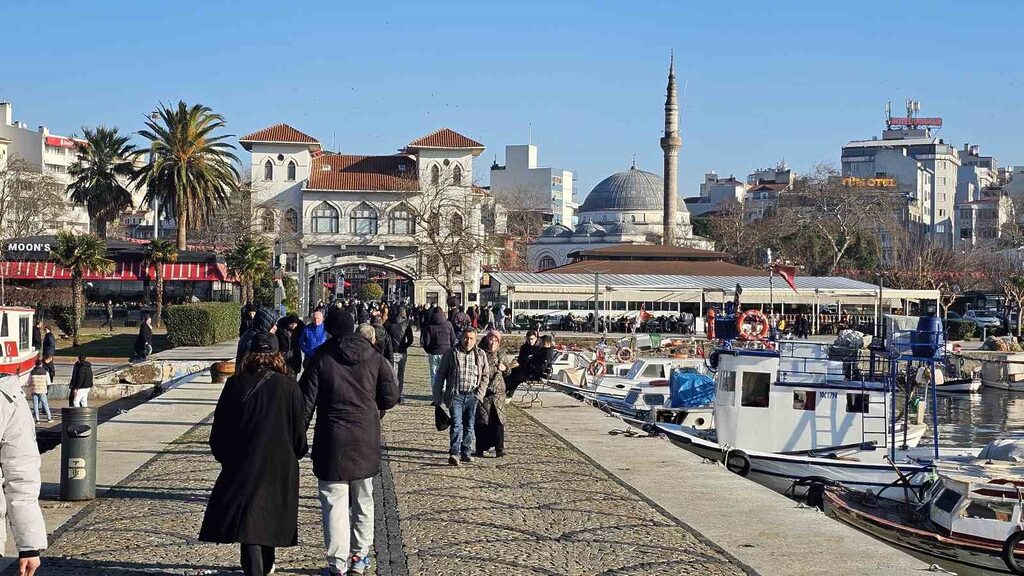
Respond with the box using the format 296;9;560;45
50;231;114;346
134;101;240;250
67;126;138;237
225;234;271;305
143;239;178;328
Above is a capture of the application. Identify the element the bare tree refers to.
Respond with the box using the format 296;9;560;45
490;185;549;271
0;159;67;242
883;243;983;320
985;252;1024;335
707;200;777;268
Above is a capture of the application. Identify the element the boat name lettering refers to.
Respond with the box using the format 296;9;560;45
819;391;838;399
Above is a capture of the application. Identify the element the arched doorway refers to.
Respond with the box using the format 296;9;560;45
306;254;417;306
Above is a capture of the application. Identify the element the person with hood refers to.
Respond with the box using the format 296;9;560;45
69;355;94;408
236;308;279;367
384;307;415;400
133;316;153;363
300;309;399;576
422;306;457;384
474;331;508;458
200;333;308;576
299;309;327;366
239;303;257;338
0;371;48;575
433;329;489;466
275;314;302;372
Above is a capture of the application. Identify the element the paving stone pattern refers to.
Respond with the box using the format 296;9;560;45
25;350;748;576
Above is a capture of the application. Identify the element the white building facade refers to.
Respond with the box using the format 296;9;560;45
240;124;486;311
489;144;577;225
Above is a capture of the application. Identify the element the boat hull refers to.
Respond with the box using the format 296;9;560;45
824;489;1020;576
937;377;983;393
658;424;932;499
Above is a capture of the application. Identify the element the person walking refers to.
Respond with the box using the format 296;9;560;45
239;303;256;338
0;371;48;575
101;300;115;332
433;329;488;466
236;308;279;367
474;331;507;458
422;306;456;385
369;313;392;360
300;309;399;576
133;315;153;362
384;307;414;401
299;309;328;367
69;355;94;408
41;328;56;380
200;333;308;576
277;314;304;374
28;360;51;423
32;320;43;354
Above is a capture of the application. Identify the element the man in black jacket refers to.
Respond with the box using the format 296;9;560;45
384;307;415;401
422;306;456;386
69;355;94;407
299;309;399;576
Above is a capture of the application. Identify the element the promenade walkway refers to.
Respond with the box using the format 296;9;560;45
21;350;750;575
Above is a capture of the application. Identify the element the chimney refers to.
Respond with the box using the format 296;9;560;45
0;102;11;126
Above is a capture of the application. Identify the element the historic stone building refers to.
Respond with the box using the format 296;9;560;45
239;124;486;311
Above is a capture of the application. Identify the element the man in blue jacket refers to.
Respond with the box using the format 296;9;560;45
299;309;327;368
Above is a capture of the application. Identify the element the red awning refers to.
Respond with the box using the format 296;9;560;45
0;260;233;282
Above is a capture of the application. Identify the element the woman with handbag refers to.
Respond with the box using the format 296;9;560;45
474;331;508;458
199;333;308;576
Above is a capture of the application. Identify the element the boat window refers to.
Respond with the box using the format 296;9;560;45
934;489;962;513
624;390;640;406
717;371;736;393
625;362;644;380
643;394;665;407
963;500;1015;521
846;393;870;414
642;364;663;378
741;372;771;408
0;314;7;338
18;317;29;351
793;390;816;411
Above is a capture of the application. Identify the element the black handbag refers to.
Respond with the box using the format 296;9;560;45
434;405;451;431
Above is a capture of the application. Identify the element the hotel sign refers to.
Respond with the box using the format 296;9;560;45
888;117;942;128
843;176;897;188
3;240;53;259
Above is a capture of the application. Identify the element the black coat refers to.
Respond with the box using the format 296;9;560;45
385;318;414;354
287;319;306;374
70;361;93;390
134;324;152;355
42;333;56;358
200;368;307;546
299;335;399;481
422;309;457;355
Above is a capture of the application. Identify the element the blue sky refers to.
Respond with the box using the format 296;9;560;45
5;1;1023;198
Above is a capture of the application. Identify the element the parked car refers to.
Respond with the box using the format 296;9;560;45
964;309;1001;328
945;311;962;321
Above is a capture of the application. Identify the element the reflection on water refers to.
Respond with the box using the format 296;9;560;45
924;389;1024;448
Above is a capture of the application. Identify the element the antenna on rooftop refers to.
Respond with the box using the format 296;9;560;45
528;123;532;145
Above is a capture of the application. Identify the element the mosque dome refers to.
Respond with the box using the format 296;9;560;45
579;166;685;213
573;222;606;237
540;223;573;238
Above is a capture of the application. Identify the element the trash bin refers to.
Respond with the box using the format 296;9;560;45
60;407;97;501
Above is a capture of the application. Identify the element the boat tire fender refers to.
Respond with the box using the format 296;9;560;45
724;449;751;477
616;347;634;363
708;351;721;371
1003;530;1024;574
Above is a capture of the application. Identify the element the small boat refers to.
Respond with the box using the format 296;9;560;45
582;357;706;399
825;437;1024;576
981;354;1024;391
0;307;38;385
937;370;983;394
601;370;716;431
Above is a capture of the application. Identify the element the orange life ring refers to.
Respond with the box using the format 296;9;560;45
736;309;770;341
587;360;606;378
706;309;716;339
616;347;634;363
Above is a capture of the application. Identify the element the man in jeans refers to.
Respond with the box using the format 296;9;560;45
384;307;414;401
433;330;488;466
300;309;399;576
421;305;456;385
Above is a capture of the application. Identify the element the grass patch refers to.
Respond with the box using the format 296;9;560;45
53;334;171;359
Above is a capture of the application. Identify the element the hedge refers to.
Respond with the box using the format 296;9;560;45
947;319;978;341
49;305;76;337
165;302;242;347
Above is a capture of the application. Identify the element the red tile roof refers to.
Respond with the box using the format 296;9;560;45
748;182;789;192
407;128;484;149
306;154;419;191
239;124;320;145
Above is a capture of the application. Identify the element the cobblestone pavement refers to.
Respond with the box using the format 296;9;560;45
381;352;749;576
24;350;749;576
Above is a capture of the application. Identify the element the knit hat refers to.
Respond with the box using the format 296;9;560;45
252;308;279;333
250;332;278;353
325;309;355;338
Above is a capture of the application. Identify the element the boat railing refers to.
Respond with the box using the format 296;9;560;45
774;341;895;388
886;329;946;361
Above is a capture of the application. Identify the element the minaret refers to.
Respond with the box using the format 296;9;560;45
660;52;682;246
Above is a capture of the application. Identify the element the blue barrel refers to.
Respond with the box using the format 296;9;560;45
911;316;944;358
714;316;738;341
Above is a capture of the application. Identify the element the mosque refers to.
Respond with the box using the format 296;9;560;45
526;58;715;271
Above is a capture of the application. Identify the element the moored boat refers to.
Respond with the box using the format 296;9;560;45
0;307;37;385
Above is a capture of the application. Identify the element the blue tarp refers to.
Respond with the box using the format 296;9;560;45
669;370;715;408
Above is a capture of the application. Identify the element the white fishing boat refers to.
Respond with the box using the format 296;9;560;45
656;336;966;498
582;357;705;399
981;354;1024;391
825;437;1024;576
0;307;37;385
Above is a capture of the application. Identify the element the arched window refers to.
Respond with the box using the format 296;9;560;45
389;204;415;234
538;255;556;271
261;210;275;233
284;208;299;233
430;165;440;186
450;212;464;232
311;202;339;233
428;212;440;235
264;159;273;181
349;202;378;235
452;165;463;186
287;160;296;181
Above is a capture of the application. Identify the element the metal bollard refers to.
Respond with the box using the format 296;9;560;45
59;407;98;501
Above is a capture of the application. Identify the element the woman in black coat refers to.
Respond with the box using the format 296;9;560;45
199;333;308;576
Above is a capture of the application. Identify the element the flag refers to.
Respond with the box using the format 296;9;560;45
639;304;652;322
772;263;799;293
